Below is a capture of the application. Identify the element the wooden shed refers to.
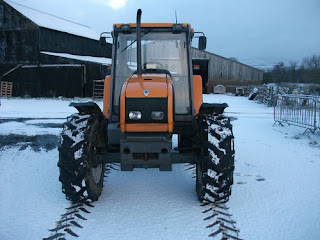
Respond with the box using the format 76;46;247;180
191;48;263;93
0;0;112;97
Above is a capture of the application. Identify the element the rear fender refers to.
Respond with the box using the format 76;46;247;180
69;102;102;114
198;103;228;116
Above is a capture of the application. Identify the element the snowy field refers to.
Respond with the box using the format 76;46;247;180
0;95;319;240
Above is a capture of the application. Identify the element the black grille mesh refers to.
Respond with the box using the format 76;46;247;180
125;98;168;123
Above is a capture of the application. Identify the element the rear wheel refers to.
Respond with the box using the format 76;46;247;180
196;115;235;203
58;113;106;203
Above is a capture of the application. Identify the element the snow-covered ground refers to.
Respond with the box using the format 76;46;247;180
0;95;319;240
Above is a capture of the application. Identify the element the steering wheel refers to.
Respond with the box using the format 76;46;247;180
143;62;165;70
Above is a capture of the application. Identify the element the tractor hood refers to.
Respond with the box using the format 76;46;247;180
125;74;170;98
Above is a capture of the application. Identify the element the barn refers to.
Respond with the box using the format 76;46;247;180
191;48;263;93
0;0;112;97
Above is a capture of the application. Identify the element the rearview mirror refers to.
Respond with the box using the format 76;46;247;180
198;36;207;51
100;36;107;46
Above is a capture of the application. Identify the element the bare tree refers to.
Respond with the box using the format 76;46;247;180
302;55;320;70
302;55;320;84
289;61;298;82
263;55;320;85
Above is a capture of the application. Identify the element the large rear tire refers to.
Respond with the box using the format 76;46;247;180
196;115;235;203
58;113;106;203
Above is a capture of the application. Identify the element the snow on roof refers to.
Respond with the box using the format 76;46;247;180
41;51;111;65
4;0;100;40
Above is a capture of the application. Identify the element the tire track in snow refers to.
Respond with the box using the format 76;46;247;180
185;164;242;240
43;200;93;239
45;162;239;239
43;164;118;239
202;202;242;240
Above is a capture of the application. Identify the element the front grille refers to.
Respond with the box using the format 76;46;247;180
125;98;168;123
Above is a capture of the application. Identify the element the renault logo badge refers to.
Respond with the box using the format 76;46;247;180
143;89;150;96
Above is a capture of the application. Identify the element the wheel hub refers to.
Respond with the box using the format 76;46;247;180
91;164;103;184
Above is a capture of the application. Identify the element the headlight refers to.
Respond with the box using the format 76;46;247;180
129;111;142;120
151;111;164;120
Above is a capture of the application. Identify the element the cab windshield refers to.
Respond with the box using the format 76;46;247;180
113;31;190;115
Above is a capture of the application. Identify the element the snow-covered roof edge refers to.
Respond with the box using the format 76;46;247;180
4;0;101;40
41;51;111;65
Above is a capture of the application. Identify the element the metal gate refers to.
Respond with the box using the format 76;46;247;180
274;94;320;133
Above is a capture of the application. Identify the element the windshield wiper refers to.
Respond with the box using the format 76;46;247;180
120;29;152;53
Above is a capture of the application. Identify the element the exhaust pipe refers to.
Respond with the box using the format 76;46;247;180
136;9;142;75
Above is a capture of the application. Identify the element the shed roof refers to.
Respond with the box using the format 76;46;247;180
4;0;100;40
41;51;111;65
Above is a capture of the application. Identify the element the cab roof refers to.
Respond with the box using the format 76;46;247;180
114;23;190;28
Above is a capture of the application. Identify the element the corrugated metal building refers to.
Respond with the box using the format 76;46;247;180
0;0;112;97
191;48;263;93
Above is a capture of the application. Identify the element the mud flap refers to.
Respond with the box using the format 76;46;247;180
70;102;102;114
198;103;228;116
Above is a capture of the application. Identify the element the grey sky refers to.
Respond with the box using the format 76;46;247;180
11;0;320;68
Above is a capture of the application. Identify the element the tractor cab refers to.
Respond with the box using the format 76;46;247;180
105;22;199;126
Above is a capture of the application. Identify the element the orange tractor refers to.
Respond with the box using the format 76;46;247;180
58;9;234;203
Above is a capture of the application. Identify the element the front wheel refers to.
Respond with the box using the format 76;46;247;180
196;115;235;203
58;113;106;203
